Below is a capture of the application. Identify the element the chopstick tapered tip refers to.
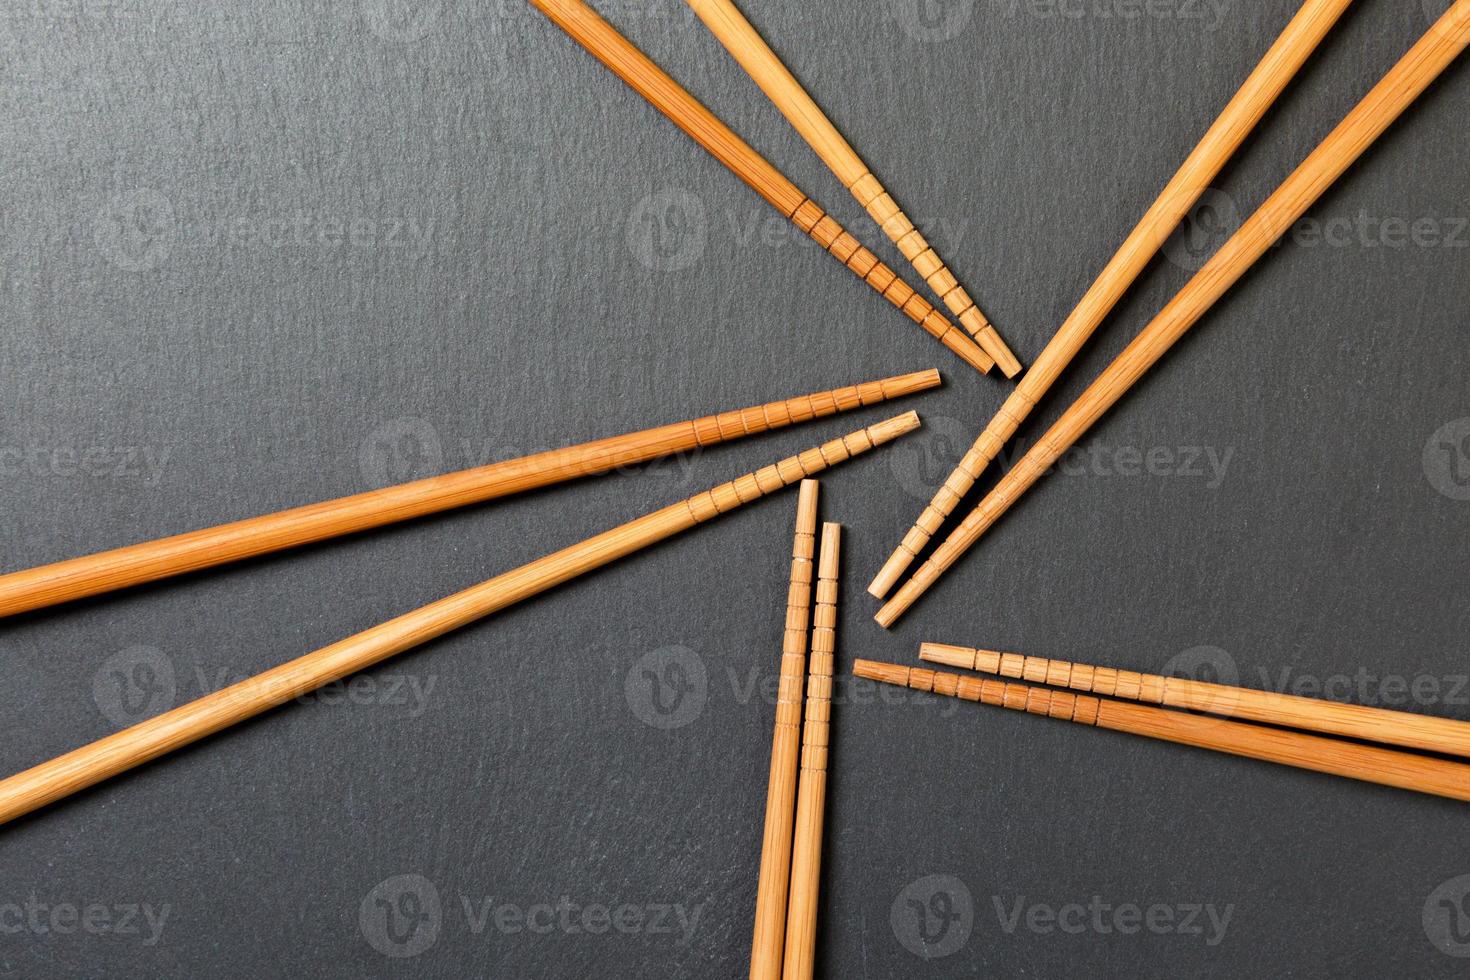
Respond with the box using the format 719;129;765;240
852;659;910;686
866;550;910;599
918;643;977;670
888;368;942;397
868;411;922;446
874;565;929;627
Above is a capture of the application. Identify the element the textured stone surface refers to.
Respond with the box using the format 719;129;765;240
2;1;1468;975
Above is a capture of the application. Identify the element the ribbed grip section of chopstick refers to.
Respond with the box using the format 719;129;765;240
783;522;839;980
751;480;820;980
802;525;840;773
868;386;1037;598
688;369;938;447
789;198;993;376
921;642;1470;760
858;662;1102;724
921;644;1166;702
854;661;1470;804
849;173;1021;377
684;412;919;523
531;0;993;378
777;484;819;732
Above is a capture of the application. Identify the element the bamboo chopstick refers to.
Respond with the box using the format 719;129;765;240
749;481;819;980
0;414;922;826
922;642;1470;760
854;661;1470;804
0;369;938;620
875;5;1470;626
529;0;995;375
685;0;1022;377
783;522;840;980
866;0;1352;598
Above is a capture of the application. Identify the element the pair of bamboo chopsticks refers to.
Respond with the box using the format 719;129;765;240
0;383;928;823
682;0;1022;377
872;0;1470;623
751;483;840;980
857;642;1470;803
528;0;1017;378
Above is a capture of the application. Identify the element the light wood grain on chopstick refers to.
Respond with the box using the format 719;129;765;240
0;369;938;620
0;414;923;826
749;481;819;980
783;522;840;980
868;0;1354;598
875;4;1470;625
856;661;1470;804
529;0;995;375
922;642;1470;759
684;0;1022;376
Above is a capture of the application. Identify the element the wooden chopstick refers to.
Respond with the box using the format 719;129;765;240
875;5;1470;626
685;0;1022;377
865;0;1352;598
749;481;819;980
529;0;995;376
854;660;1470;804
0;369;938;620
922;643;1470;760
783;522;840;980
0;414;922;826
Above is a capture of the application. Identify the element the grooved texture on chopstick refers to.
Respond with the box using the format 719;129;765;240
683;0;1021;376
783;522;840;980
749;481;819;980
529;0;994;375
0;414;922;826
854;661;1470;804
921;642;1470;759
0;369;938;620
867;0;1354;598
874;4;1470;626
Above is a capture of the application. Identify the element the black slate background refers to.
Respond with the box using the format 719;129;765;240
2;0;1468;976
